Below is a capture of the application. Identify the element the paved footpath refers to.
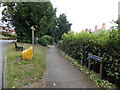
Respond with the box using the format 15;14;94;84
44;46;98;88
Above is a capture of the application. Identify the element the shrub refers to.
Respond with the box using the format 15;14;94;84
1;33;11;37
38;35;54;46
1;33;16;38
42;35;54;45
58;30;120;87
38;37;48;46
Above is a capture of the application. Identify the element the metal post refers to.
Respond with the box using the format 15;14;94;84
81;59;83;66
88;58;91;70
100;61;103;78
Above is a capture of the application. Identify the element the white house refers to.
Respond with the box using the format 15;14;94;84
0;23;16;35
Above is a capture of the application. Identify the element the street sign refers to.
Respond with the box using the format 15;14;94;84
88;54;103;78
88;54;102;62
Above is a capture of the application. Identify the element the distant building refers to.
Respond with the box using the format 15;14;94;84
83;28;91;33
0;23;16;35
85;28;89;32
102;23;106;30
94;23;107;34
0;23;6;33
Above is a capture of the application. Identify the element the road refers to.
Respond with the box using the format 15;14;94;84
0;40;16;89
44;46;98;88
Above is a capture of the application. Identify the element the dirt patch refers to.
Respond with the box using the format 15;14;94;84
21;81;44;88
20;72;46;88
14;57;22;62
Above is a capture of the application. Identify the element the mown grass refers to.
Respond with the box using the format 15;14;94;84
6;43;47;88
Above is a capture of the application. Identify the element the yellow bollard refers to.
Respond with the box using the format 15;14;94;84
22;46;33;60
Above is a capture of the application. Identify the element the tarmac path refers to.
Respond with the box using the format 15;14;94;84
44;46;98;88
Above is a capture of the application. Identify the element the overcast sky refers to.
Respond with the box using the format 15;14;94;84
0;1;120;32
51;0;120;32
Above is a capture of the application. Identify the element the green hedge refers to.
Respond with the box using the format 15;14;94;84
1;33;16;38
38;35;54;46
58;30;120;87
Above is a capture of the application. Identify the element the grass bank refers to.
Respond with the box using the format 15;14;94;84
6;43;47;88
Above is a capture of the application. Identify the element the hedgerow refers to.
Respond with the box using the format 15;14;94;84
38;35;54;46
58;29;120;87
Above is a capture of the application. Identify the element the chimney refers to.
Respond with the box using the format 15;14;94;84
102;23;106;29
85;28;89;32
95;25;98;31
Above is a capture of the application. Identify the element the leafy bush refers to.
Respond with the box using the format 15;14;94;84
58;30;120;87
17;36;32;43
38;35;54;46
43;35;54;45
38;37;48;46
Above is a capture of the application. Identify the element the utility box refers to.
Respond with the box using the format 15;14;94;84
22;46;33;60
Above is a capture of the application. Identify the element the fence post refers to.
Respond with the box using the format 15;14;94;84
100;61;103;78
81;59;83;66
88;58;91;70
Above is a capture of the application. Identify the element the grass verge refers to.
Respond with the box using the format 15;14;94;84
60;50;117;89
6;43;47;88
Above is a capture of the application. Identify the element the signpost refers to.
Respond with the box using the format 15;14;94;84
88;54;103;78
31;26;35;57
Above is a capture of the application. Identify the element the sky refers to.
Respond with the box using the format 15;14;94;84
0;0;120;32
51;0;120;32
0;6;5;26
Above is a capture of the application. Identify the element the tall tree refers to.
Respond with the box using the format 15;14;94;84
48;13;72;42
1;2;56;42
57;13;72;41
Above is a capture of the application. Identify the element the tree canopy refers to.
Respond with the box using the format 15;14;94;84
1;2;56;42
1;2;72;43
48;13;72;42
